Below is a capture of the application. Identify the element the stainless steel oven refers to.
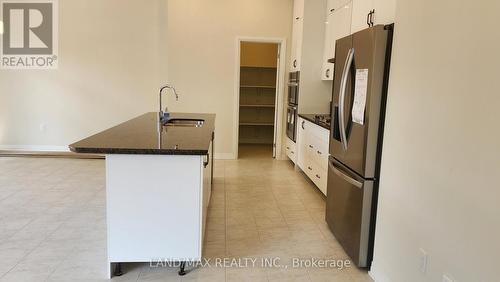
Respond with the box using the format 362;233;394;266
288;71;300;105
286;105;297;142
287;72;300;142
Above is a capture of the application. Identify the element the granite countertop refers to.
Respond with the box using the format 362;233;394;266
69;112;215;155
298;113;331;130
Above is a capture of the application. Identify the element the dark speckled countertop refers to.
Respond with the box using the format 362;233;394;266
298;114;331;130
69;112;215;155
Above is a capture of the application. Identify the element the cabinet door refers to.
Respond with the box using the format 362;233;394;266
293;0;305;20
351;0;374;34
328;0;353;12
372;0;396;25
296;117;307;169
321;12;335;81
290;18;303;71
201;155;210;241
322;4;352;80
285;137;297;164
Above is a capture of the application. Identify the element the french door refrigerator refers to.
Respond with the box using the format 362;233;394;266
326;24;393;268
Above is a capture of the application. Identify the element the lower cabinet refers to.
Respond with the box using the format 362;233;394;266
297;117;329;195
285;137;297;164
201;140;213;242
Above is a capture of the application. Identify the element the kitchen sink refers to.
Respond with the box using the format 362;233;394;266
165;118;205;127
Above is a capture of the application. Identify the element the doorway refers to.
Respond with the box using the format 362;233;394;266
235;40;285;159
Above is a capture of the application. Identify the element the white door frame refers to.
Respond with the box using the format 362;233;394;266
233;36;287;159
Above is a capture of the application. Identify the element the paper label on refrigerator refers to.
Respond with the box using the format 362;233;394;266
352;69;369;125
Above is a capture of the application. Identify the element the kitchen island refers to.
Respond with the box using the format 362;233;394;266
70;112;215;278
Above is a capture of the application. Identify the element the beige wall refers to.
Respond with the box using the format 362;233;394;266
0;0;168;150
371;0;500;281
0;0;292;159
165;0;292;158
240;42;278;68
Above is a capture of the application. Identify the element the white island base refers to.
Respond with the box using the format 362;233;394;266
105;151;212;278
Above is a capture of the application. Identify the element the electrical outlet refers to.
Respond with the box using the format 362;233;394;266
442;274;455;282
419;248;428;273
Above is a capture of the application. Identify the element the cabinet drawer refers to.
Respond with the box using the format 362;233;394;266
285;137;297;163
303;158;327;196
311;164;327;196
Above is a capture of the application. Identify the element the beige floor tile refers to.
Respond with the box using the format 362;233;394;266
0;150;373;281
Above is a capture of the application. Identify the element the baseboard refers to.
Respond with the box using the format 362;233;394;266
0;145;70;152
369;261;392;282
0;145;103;159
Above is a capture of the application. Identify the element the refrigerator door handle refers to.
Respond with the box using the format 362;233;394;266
329;159;363;188
339;48;355;151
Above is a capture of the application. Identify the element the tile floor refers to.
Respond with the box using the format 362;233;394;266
0;152;372;282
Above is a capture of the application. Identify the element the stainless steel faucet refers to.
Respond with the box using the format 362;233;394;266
159;84;179;124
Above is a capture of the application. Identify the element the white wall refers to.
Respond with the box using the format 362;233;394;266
371;1;500;281
0;0;292;159
0;0;168;150
165;0;292;159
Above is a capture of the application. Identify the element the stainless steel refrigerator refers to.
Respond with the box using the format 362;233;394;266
326;24;394;268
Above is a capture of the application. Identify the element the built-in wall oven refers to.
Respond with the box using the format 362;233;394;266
286;105;297;141
288;71;300;105
286;71;300;141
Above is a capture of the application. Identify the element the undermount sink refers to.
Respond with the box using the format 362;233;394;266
165;118;205;127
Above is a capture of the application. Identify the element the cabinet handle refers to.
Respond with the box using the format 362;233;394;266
291;151;294;154
309;145;314;149
330;8;335;12
293;59;297;68
316;174;321;179
295;16;300;20
308;166;312;171
286;146;290;150
301;120;305;129
325;69;330;78
367;9;375;27
204;153;210;168
317;150;322;155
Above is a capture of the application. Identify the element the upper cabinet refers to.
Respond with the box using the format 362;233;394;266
327;0;352;12
293;0;305;21
321;0;395;80
372;0;396;27
321;2;352;80
351;0;374;34
351;0;396;33
290;18;304;72
289;0;332;114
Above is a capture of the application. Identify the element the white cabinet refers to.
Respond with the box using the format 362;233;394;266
201;140;213;240
321;2;352;81
328;0;352;12
285;137;297;164
321;12;335;81
105;149;214;278
297;117;329;195
293;0;305;20
290;18;303;71
351;0;374;34
351;0;396;34
372;0;396;26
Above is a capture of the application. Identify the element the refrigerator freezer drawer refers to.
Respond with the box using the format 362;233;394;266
326;157;374;267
